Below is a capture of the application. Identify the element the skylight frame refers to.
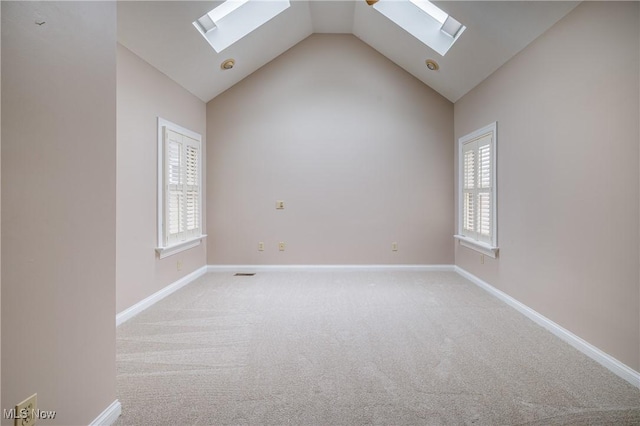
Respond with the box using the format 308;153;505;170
373;0;466;56
193;0;291;54
409;0;448;25
207;0;250;24
441;15;463;38
195;14;216;34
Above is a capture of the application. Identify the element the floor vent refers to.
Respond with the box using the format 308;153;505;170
234;273;256;276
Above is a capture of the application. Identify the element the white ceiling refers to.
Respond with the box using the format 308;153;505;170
117;1;580;103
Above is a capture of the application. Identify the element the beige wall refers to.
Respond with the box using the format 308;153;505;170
207;34;454;265
454;2;640;371
1;3;3;414
2;2;117;424
116;44;207;314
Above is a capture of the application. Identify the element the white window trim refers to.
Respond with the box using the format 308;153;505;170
455;122;499;258
156;117;206;259
454;235;498;258
156;236;206;260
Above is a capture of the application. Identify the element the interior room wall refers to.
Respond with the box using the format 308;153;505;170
207;34;454;265
0;3;3;413
1;2;117;424
116;44;207;314
454;1;640;371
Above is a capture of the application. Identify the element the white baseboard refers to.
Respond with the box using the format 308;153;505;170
207;264;455;273
454;266;640;389
89;400;121;426
116;265;208;326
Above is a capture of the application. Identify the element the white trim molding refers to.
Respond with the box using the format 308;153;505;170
116;266;208;326
207;264;455;273
455;266;640;389
454;234;498;258
89;400;121;426
156;235;207;259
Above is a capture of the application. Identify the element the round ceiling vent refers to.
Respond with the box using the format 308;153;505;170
221;59;235;70
425;59;439;71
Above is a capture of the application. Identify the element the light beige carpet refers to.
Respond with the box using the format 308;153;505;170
115;271;640;425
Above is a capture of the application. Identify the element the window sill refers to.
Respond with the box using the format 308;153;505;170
454;235;499;258
156;235;207;259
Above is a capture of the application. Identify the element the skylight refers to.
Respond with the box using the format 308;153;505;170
208;0;250;23
373;0;466;56
194;0;290;54
195;1;251;34
409;0;447;24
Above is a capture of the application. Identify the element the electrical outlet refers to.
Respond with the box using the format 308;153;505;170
276;200;285;210
392;242;398;251
15;393;37;426
258;242;265;251
177;260;183;271
278;242;285;251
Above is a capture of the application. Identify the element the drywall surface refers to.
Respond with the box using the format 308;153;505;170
1;3;3;414
207;34;454;265
2;2;117;424
454;1;640;371
116;44;207;314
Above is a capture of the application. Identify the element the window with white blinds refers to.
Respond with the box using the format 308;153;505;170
456;122;498;257
156;118;204;258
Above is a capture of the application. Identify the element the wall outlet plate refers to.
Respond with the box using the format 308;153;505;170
278;242;285;251
276;200;285;209
258;242;265;251
392;242;398;251
15;393;37;426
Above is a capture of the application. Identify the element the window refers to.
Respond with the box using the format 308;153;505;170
370;0;466;56
455;122;498;258
156;118;205;259
193;0;291;53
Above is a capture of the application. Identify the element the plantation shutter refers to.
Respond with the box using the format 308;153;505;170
461;133;493;243
477;135;493;244
462;142;477;240
184;135;201;240
163;127;201;246
165;128;183;246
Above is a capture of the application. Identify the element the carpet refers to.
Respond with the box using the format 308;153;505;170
115;271;640;425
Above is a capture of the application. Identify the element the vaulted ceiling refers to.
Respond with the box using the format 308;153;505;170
118;1;579;103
